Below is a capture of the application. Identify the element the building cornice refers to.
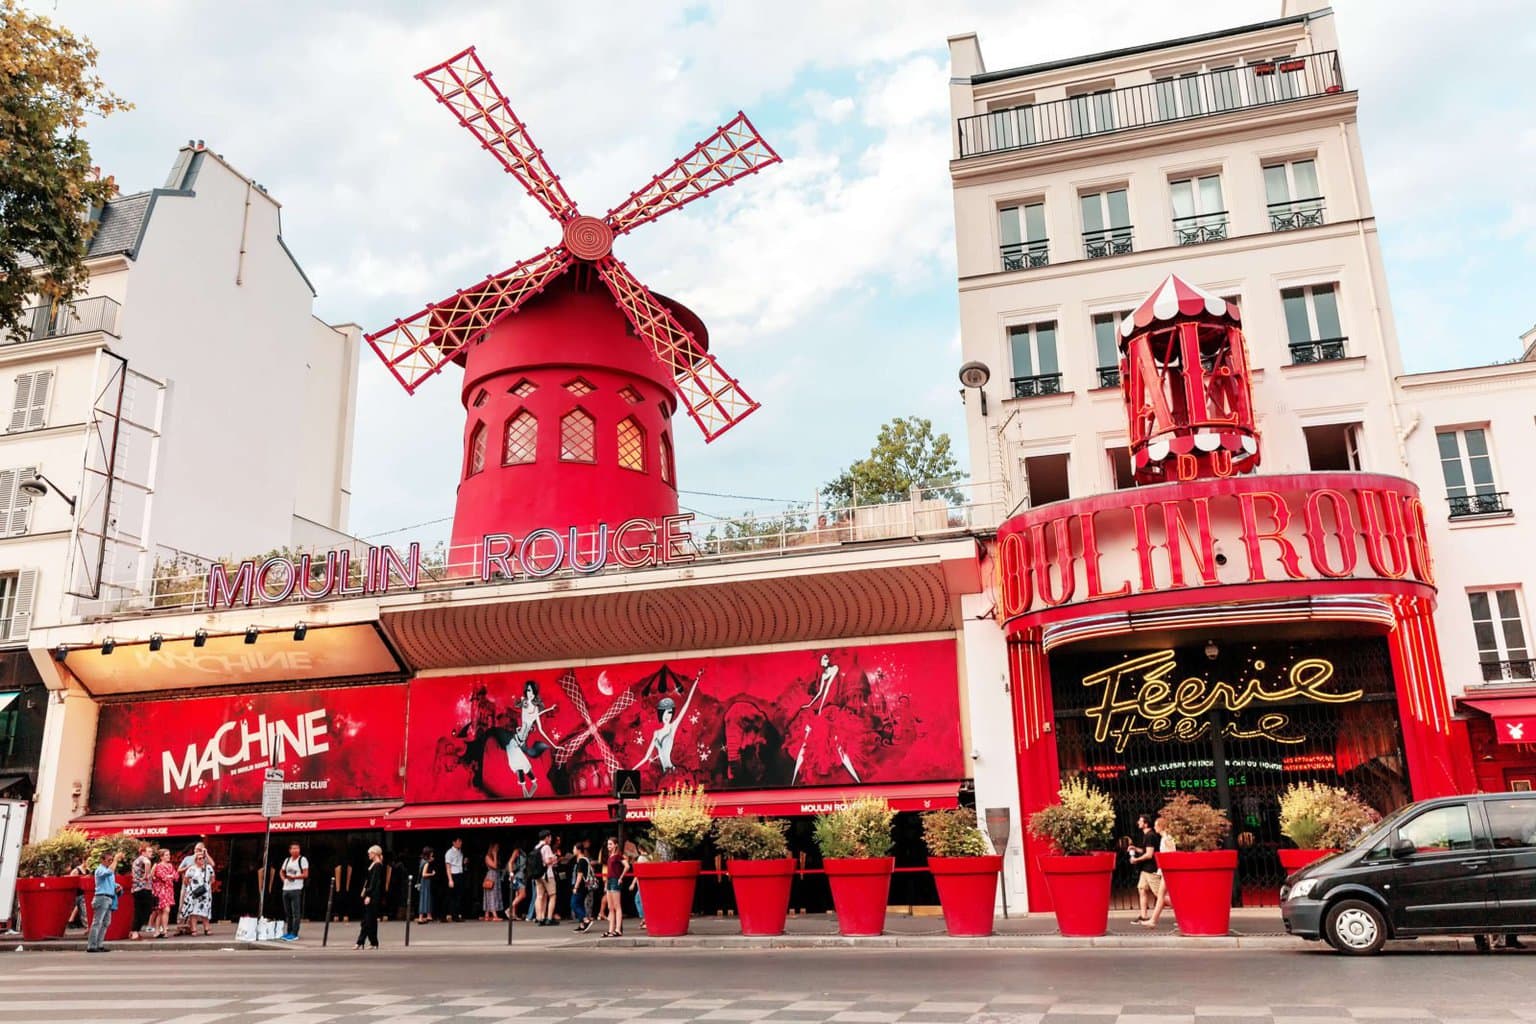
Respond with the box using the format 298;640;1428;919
0;333;109;368
1397;359;1536;391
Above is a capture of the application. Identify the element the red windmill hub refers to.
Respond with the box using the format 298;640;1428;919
366;47;780;572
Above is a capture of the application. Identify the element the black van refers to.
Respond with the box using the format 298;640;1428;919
1280;791;1536;954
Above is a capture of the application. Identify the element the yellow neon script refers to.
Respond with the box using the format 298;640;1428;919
1082;649;1362;752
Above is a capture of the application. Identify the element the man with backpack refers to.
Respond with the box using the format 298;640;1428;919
532;830;558;926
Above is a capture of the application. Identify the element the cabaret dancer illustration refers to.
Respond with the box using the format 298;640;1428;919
633;670;702;774
791;653;864;785
455;680;558;798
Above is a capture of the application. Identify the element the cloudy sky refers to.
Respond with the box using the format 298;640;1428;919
35;0;1536;546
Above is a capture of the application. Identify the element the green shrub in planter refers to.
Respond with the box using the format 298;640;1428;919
90;833;147;872
921;808;991;857
812;797;894;859
18;828;91;878
648;784;714;862
1278;782;1379;849
1027;778;1116;854
714;816;790;861
1158;792;1230;852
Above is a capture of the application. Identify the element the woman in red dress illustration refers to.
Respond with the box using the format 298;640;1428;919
790;653;867;785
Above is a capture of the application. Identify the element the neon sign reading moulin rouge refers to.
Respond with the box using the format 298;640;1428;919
1083;649;1363;753
206;514;696;608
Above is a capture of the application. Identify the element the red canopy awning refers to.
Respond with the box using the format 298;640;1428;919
71;802;399;839
1463;696;1536;745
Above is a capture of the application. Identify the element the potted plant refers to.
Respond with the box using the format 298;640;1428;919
812;796;895;937
1027;778;1117;937
922;808;1003;937
715;816;794;936
15;828;93;941
1155;793;1235;936
84;834;145;942
1277;782;1379;873
633;784;713;937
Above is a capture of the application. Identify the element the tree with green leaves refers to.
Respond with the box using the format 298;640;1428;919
822;416;964;507
0;0;129;335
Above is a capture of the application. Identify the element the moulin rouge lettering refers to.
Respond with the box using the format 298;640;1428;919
161;710;330;794
1082;649;1363;753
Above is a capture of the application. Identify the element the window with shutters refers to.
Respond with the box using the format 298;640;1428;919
7;371;53;433
560;408;596;463
0;570;38;642
466;422;488;477
503;411;538;465
616;417;646;472
0;468;36;538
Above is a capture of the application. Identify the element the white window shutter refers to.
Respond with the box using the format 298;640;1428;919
0;467;34;538
8;374;32;433
9;569;37;640
26;370;52;430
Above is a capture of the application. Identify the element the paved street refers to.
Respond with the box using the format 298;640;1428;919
1;945;1531;1024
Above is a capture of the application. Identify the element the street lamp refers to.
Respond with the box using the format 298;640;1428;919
18;473;76;513
958;361;991;416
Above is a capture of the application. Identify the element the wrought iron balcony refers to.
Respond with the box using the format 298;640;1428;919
1011;373;1063;399
1173;214;1229;246
1084;229;1134;260
1001;240;1049;271
1288;337;1348;364
957;51;1345;158
1480;658;1535;683
1269;199;1326;232
1096;366;1121;389
2;296;121;346
1449;491;1512;519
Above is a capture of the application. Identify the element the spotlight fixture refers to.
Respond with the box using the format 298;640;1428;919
958;361;992;416
244;626;259;645
293;622;308;642
193;629;208;648
52;644;69;663
148;633;163;652
1204;640;1220;661
101;638;116;656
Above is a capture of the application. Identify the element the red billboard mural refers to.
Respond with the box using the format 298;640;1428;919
404;639;962;803
91;683;407;812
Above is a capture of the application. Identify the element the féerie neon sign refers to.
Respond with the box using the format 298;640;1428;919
1082;649;1362;752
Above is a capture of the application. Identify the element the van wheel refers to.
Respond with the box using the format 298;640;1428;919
1325;899;1387;956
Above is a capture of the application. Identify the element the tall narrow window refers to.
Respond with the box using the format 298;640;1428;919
0;467;37;537
659;432;675;486
1081;189;1132;258
560;408;596;463
1154;72;1203;120
1008;323;1061;397
1106;447;1135;490
999;202;1048;270
1469;589;1532;681
0;570;37;642
1303;422;1362;471
1023;453;1070;507
7;371;53;433
1264;159;1324;231
616;417;646;472
1091;312;1128;388
1281;284;1345;362
466;422;487;476
985;102;1035;151
503;411;537;465
1208;65;1242;110
1170;174;1227;244
1438;428;1506;517
1066;88;1115;137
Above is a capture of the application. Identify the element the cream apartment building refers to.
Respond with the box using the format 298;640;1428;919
946;0;1536;808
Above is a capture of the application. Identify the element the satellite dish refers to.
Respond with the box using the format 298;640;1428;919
958;361;991;389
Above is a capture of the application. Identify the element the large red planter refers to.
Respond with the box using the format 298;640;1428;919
823;857;893;937
84;878;134;941
928;855;1003;937
728;858;795;936
633;860;700;937
1278;848;1336;875
16;877;81;941
1037;852;1115;937
1158;849;1238;936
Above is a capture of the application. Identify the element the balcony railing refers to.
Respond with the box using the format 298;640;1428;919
1173;213;1229;246
957;51;1344;158
1084;229;1133;260
1001;240;1050;271
1480;658;1535;683
2;296;121;345
1269;199;1326;232
1096;366;1121;389
1288;337;1348;364
1449;491;1512;519
1011;373;1063;398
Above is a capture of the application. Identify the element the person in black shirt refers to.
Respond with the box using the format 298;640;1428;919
1128;813;1162;923
355;845;385;950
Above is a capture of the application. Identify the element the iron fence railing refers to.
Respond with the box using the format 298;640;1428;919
1269;198;1326;232
1288;337;1348;364
1;296;121;345
1480;658;1535;683
1096;366;1121;390
1084;229;1134;260
1449;491;1511;519
1011;373;1064;398
958;51;1344;158
1173;213;1230;246
1000;240;1050;271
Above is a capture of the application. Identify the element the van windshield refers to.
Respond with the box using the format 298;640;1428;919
1350;803;1415;850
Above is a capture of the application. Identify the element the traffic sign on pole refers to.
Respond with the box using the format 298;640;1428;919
262;769;285;819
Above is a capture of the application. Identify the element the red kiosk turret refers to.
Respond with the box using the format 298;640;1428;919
366;48;780;569
1118;274;1259;484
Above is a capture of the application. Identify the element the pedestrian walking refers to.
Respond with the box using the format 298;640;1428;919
129;843;154;940
280;842;309;941
507;845;527;921
65;855;90;930
150;848;177;938
355;845;384;950
1128;812;1162;923
1139;815;1177;929
570;839;595;933
532;830;558;925
481;842;504;921
180;849;215;936
85;850;122;953
445;836;467;921
416;846;437;923
628;844;645;925
601;836;626;938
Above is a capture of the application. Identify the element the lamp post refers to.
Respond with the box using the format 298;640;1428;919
18;473;76;512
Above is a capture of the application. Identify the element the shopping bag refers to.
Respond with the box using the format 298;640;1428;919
235;916;258;942
258;918;284;941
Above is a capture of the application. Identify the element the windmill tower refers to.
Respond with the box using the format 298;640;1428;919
368;48;780;571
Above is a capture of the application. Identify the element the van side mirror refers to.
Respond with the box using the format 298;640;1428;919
1391;836;1415;859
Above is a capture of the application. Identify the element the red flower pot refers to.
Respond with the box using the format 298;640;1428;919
1158;849;1238;936
16;877;80;941
929;855;1003;937
728;858;795;936
633;860;700;937
84;880;134;941
1038;852;1116;937
823;857;893;937
1278;848;1336;875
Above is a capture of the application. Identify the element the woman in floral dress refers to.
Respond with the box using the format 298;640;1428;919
150;848;177;938
179;849;215;935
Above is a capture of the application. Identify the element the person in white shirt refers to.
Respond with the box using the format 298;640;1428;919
279;843;309;941
532;831;558;925
444;837;467;922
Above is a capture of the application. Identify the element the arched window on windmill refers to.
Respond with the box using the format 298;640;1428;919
504;410;538;465
617;417;646;472
466;421;488;477
659;431;676;487
560;408;597;463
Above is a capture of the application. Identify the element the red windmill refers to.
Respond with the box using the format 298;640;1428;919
367;47;780;571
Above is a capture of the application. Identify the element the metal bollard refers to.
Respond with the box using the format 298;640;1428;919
404;874;415;948
322;878;335;947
